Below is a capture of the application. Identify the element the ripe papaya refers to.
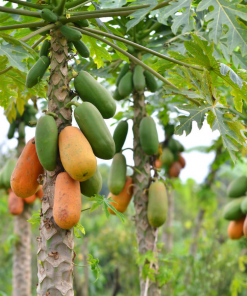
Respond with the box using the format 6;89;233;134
59;126;97;182
116;63;129;86
80;167;102;197
40;9;57;22
139;117;159;155
227;176;247;198
118;72;133;98
26;56;50;88
108;153;126;195
228;217;245;240
18;121;25;139
113;88;124;101
178;154;186;168
169;162;181;178
72;40;90;58
2;159;17;189
147;181;167;228
243;217;247;238
113;121;128;153
154;159;162;169
35;115;58;171
39;39;50;57
60;25;82;41
11;137;44;198
144;70;158;93
74;71;116;119
161;148;174;166
133;65;146;91
108;176;133;214
8;191;24;215
223;197;245;221
54;172;81;229
36;186;43;200
75;19;89;27
23;194;36;204
7;121;16;139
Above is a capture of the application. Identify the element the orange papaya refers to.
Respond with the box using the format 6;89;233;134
36;186;43;200
23;194;36;204
169;162;181;178
178;154;186;168
154;159;162;169
228;217;245;239
8;190;24;215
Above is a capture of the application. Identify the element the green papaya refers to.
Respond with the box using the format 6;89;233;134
144;70;158;92
168;138;182;153
148;181;167;227
161;148;174;166
116;63;129;86
80;167;102;197
23;112;32;126
35;115;58;171
165;124;175;138
108;153;126;195
40;9;58;22
39;40;50;57
75;19;89;27
26;56;50;88
60;26;82;41
113;121;128;153
25;104;37;116
74;71;116;119
2;159;17;189
176;141;184;152
18;121;25;139
241;197;247;214
118;71;133;98
113;88;124;101
223;198;245;221
7;122;16;139
227;176;247;198
140;117;159;155
133;65;146;91
74;102;115;159
72;40;90;58
68;42;74;51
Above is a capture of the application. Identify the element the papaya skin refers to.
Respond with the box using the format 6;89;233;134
59;126;97;182
8;190;24;215
53;172;81;229
154;159;162;169
23;194;36;204
11;137;44;198
169;162;182;178
178;154;186;168
108;176;133;214
228;217;245;239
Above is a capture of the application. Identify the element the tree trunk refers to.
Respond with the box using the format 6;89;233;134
132;91;160;296
162;190;174;253
37;29;74;295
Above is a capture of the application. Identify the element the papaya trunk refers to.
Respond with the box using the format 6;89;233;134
162;190;174;253
37;29;74;295
132;91;160;296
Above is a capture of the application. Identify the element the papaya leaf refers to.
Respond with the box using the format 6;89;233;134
87;254;101;282
0;77;17;109
74;221;85;238
27;210;41;225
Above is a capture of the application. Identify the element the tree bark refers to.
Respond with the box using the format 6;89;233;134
132;91;160;296
37;29;74;296
162;190;174;253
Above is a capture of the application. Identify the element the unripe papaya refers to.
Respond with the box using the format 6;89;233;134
2;159;17;189
26;104;37;116
8;191;24;215
18;121;25;139
35;115;58;171
116;63;129;86
74;71;116;119
241;197;247;214
118;72;133;98
169;162;181;178
139;117;159;155
40;9;57;22
108;176;133;214
223;197;245;221
23;194;36;204
11;137;44;198
133;65;146;91
113;121;128;153
161;148;174;166
36;186;43;200
74;102;115;159
144;70;158;92
108;153;126;195
7;121;16;139
113;88;124;101
26;56;50;88
148;181;167;227
168;138;181;153
54;172;81;229
75;19;89;27
228;217;245;239
178;154;186;168
165;124;175;138
227;176;247;198
80;167;102;197
39;39;50;57
72;40;90;58
59;126;97;182
60;25;82;41
23;112;32;126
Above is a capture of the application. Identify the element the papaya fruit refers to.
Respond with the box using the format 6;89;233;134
74;71;116;119
75;19;89;27
40;9;57;22
113;88;124;101
74;102;115;160
26;56;50;88
2;159;17;189
178;154;186;168
23;112;32;126
60;25;82;41
59;126;97;182
36;186;43;200
228;217;245;239
139;117;159;155
8;190;24;215
68;42;74;51
7;121;16;139
11;137;44;198
108;176;133;214
54;172;81;229
108;153;126;195
23;194;36;204
168;138;181;153
241;197;247;214
161;148;174;166
227;176;247;198
18;121;25;139
72;40;90;58
169;162;181;178
39;39;50;57
35;115;58;171
26;104;37;116
165;124;175;138
147;181;167;228
223;197;245;221
133;65;146;91
118;71;133;98
154;159;162;169
80;167;102;197
116;63;129;86
243;217;247;238
144;70;158;92
113;121;128;153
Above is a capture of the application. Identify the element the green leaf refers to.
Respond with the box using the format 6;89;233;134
87;254;101;282
27;211;41;225
74;221;86;238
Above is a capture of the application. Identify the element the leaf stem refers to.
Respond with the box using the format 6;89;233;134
65;101;81;108
65;0;89;9
21;24;57;42
3;0;52;9
0;6;41;17
81;207;91;212
46;111;58;119
73;263;90;267
122;148;134;152
68;0;91;11
0;21;46;31
55;0;66;16
127;165;142;175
